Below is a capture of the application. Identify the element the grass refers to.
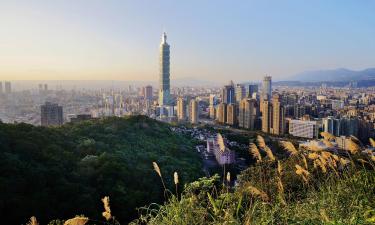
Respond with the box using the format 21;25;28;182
27;134;375;224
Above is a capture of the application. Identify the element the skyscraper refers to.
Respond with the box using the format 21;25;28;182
189;98;199;124
226;103;237;126
271;94;285;135
262;76;272;100
41;102;63;126
239;98;257;129
222;81;235;104
177;97;187;122
217;103;227;124
143;85;153;101
246;84;258;98
261;99;271;133
159;32;171;106
235;84;246;102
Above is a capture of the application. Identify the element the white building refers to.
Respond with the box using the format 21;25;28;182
209;134;235;165
288;119;319;139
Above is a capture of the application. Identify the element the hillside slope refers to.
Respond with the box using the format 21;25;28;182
0;116;203;225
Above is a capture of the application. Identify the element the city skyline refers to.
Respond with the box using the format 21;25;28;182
1;1;375;82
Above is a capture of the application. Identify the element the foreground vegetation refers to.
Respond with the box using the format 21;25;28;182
0;116;203;224
131;134;375;225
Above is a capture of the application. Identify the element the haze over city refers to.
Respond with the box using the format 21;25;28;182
1;0;375;82
1;1;375;225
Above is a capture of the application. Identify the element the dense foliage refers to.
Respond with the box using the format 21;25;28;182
0;116;203;224
134;136;375;225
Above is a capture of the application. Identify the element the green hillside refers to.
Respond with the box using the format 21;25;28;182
0;116;203;225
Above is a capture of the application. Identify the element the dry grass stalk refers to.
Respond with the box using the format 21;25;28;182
357;158;369;165
307;144;323;152
322;140;334;148
295;164;310;176
347;139;360;154
27;217;38;225
257;135;266;149
280;141;298;155
64;216;89;225
102;196;112;221
249;143;262;162
308;153;319;160
369;138;375;147
226;172;231;183
320;132;335;141
174;171;179;185
339;157;350;166
277;160;283;175
153;162;162;177
244;184;269;202
314;159;327;173
264;146;276;161
301;155;308;169
276;176;284;193
295;164;310;183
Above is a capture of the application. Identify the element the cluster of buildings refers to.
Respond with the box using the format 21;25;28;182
0;33;374;145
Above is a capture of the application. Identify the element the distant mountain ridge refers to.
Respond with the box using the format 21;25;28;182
288;68;375;82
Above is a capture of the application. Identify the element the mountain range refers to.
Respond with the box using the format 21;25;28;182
288;68;375;82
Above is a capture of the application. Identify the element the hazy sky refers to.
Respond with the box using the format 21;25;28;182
0;0;374;82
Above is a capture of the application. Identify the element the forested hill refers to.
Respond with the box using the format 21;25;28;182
0;116;203;225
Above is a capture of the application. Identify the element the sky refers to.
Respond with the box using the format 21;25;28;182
0;0;374;83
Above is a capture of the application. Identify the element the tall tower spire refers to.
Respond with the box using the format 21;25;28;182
159;32;171;106
162;32;167;44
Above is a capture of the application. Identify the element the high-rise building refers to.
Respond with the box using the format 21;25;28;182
246;84;258;98
177;97;187;122
271;94;285;135
222;81;235;104
189;99;199;124
143;85;153;101
226;103;237;126
217;103;227;124
239;98;257;129
209;94;218;119
261;99;271;133
4;82;11;94
235;84;246;102
41;102;63;126
159;32;171;106
262;76;272;100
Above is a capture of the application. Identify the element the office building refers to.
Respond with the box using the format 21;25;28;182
288;119;319;139
41;102;63;126
189;98;199;124
235;84;246;102
271;94;285;135
239;98;257;129
262;76;272;100
177;97;187;122
143;85;153;101
217;103;227;124
222;81;235;104
246;84;258;98
226;103;237;126
159;32;171;106
261;99;271;133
